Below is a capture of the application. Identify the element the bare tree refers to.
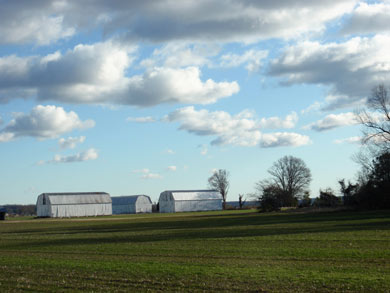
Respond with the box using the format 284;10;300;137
267;155;312;200
357;84;390;153
238;194;246;209
208;169;229;209
354;85;390;183
352;145;378;185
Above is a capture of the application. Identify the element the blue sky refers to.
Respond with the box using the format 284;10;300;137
1;0;389;204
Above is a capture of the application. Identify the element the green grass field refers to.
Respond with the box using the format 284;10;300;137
0;209;389;292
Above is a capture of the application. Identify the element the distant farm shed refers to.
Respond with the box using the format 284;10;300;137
111;195;152;214
159;190;222;213
36;192;112;218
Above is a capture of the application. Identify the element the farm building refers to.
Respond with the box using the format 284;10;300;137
159;190;222;213
36;192;112;218
111;195;152;214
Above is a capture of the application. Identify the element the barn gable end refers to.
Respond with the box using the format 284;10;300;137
111;195;152;214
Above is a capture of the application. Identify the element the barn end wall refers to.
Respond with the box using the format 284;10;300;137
112;195;152;214
159;191;173;213
36;194;50;217
135;196;152;213
159;200;174;213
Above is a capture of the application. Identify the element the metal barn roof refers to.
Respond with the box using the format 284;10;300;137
164;190;221;201
41;192;111;205
111;195;152;205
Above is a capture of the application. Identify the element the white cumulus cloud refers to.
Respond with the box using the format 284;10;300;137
0;105;94;142
167;166;177;172
0;132;14;143
167;106;261;147
112;1;357;43
0;41;239;106
333;136;362;144
269;35;390;110
141;43;219;68
341;2;390;35
0;1;75;45
260;132;311;148
58;136;86;149
141;173;163;180
44;148;98;164
167;107;310;148
0;1;358;46
122;66;239;106
305;112;358;132
220;49;268;73
126;116;156;123
259;112;298;129
132;168;163;179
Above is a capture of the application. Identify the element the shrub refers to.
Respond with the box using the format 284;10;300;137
314;189;341;207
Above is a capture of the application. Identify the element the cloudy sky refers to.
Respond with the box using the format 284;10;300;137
1;0;389;204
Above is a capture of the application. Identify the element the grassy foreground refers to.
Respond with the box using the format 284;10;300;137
0;209;389;292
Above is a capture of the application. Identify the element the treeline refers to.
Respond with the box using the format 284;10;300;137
2;205;36;216
338;152;390;209
255;84;390;212
256;151;390;212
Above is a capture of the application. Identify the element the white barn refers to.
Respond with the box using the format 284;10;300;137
111;195;152;214
36;192;112;218
159;190;222;213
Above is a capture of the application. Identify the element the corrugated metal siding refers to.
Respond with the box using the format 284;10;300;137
50;203;112;217
112;204;135;214
175;200;222;212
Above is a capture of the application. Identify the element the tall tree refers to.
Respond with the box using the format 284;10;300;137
354;84;390;184
267;155;312;201
355;152;390;209
208;169;229;209
369;152;390;185
358;84;390;153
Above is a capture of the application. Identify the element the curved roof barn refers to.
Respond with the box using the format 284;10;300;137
112;195;152;214
159;190;222;213
36;192;112;218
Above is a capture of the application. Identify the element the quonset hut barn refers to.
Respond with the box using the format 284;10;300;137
111;195;152;214
159;190;222;213
36;192;112;218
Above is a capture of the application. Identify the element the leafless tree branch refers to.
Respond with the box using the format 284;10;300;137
357;84;390;153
